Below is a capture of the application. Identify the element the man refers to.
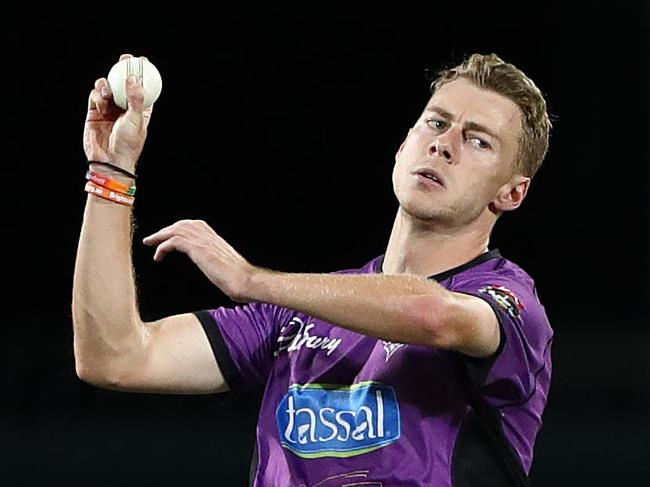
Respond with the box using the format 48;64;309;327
74;52;553;486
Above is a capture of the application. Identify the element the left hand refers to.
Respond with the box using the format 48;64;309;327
143;220;257;303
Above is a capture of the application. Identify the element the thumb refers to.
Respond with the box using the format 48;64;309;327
124;74;145;121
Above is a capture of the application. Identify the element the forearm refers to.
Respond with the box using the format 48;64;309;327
72;178;143;378
247;269;450;346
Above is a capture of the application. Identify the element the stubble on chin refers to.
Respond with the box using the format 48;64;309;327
396;191;450;224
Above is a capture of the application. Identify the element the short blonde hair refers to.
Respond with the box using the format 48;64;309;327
430;54;551;178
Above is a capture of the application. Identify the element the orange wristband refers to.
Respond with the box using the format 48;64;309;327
84;181;135;206
86;170;136;196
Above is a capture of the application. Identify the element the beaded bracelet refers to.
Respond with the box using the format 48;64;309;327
88;160;137;180
84;181;135;206
85;170;136;196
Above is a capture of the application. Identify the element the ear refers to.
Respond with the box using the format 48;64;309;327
491;175;531;212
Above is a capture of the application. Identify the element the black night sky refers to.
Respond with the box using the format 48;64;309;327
6;4;649;486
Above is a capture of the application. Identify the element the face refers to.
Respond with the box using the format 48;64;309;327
392;77;529;228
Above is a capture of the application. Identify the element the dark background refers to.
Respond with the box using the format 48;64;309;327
6;3;649;486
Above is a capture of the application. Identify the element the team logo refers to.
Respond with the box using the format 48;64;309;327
382;341;404;362
478;285;525;318
276;381;401;458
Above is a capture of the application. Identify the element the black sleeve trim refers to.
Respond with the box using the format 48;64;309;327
452;291;507;390
458;293;553;409
194;310;240;391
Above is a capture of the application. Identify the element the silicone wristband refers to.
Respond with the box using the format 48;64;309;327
84;181;135;206
86;170;136;196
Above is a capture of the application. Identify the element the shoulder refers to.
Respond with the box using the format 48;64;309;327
449;254;552;341
450;255;541;306
451;254;536;289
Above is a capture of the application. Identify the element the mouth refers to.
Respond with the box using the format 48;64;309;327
413;168;445;188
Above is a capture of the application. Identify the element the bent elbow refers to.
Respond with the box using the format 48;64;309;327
75;361;99;385
72;314;145;390
74;348;136;390
75;360;121;389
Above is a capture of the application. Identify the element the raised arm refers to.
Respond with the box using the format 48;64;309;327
142;222;501;359
72;54;227;394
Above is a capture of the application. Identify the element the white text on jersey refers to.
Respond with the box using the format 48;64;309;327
276;316;342;357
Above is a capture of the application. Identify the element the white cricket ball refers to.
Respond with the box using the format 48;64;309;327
107;57;163;110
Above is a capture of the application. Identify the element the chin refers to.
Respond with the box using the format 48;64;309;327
399;194;472;229
396;184;434;208
397;198;447;223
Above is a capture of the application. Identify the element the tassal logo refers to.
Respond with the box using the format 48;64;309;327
276;381;400;458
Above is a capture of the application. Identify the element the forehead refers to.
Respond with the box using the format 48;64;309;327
426;78;523;140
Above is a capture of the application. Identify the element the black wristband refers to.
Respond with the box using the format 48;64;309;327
88;161;137;180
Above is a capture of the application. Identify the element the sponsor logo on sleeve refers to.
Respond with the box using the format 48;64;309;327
276;381;400;458
478;285;525;318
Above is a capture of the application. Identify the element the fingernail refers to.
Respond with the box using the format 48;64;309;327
101;87;110;98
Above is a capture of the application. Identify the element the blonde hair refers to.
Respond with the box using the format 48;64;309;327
430;53;551;178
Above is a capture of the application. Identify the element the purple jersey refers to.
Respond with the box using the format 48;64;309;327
195;249;553;486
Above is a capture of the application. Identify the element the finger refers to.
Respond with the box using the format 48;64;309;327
86;89;112;120
124;74;145;119
87;78;109;112
142;103;155;126
143;220;199;245
86;78;120;120
153;236;190;262
119;53;133;61
143;226;181;246
94;77;113;100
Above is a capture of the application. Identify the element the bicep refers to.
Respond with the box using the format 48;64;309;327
114;313;228;394
442;292;501;358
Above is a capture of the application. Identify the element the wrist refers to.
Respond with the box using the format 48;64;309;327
85;161;137;207
88;161;137;184
112;158;137;175
242;266;278;304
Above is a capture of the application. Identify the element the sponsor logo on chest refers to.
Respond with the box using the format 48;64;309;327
275;316;342;357
276;381;401;458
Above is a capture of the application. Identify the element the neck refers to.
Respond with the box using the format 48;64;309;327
382;207;493;277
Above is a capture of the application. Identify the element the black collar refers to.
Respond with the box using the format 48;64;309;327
377;248;502;281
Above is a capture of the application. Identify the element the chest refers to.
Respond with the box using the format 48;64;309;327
271;314;466;402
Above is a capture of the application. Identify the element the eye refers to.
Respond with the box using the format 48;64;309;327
426;118;447;131
467;135;491;150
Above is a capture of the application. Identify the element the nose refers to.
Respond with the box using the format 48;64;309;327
429;126;460;163
432;139;452;161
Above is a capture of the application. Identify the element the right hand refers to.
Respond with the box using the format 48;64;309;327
83;53;155;173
